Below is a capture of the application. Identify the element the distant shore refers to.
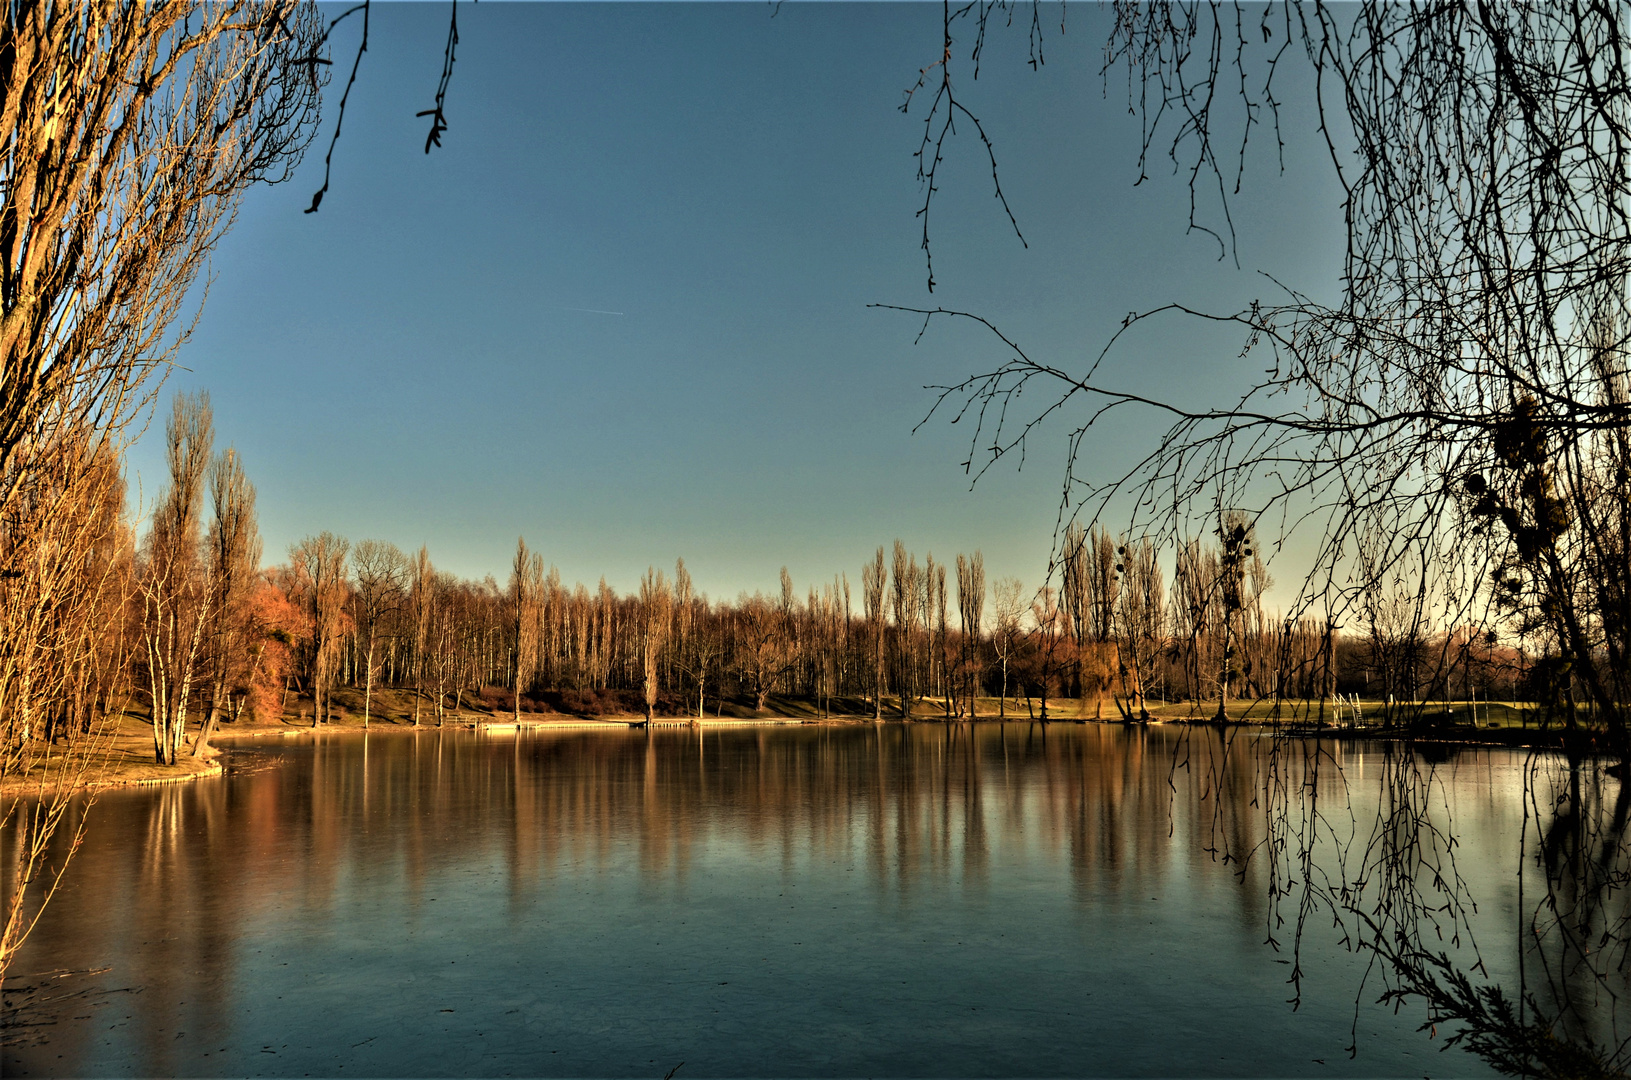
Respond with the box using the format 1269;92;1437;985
4;691;1613;799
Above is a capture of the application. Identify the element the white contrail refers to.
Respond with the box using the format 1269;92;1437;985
561;307;625;316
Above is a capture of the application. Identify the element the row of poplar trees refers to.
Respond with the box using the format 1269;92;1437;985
10;392;1352;766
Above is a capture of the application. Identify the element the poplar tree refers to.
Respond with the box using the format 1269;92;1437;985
862;547;886;720
956;551;985;717
195;446;260;755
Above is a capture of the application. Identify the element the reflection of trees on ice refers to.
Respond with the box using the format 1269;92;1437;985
1175;722;1629;1076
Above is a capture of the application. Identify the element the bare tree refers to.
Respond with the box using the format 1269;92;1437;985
194;446;261;756
1027;585;1067;721
990;577;1024;719
638;567;671;721
863;546;887;720
508;537;544;721
0;2;323;521
955;551;985;717
1170;537;1218;709
352;539;408;727
1059;523;1088;702
0;431;130;984
734;591;785;713
409;546;435;726
1070;527;1120;719
289;533;349;727
1113;537;1164;720
931;558;950;718
906;1;1631;1068
918;2;1630;756
1211;512;1254;723
140;393;214;765
1;4;319;980
890;541;921;719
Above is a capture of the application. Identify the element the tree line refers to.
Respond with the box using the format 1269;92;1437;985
4;391;1572;787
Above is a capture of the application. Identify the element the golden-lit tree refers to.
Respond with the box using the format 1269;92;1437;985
0;431;130;982
409;546;435;726
637;567;671;721
351;539;407;727
509;537;544;721
194;445;260;756
140;392;214;765
289;533;350;727
1;0;321;982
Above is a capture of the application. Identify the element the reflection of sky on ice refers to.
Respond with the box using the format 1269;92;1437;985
11;725;1600;1078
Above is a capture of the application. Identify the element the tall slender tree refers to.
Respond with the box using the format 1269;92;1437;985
863;547;886;720
194;446;260;756
956;551;985;717
510;537;544;721
638;568;671;721
141;393;214;764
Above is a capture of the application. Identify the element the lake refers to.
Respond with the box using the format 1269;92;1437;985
2;722;1605;1077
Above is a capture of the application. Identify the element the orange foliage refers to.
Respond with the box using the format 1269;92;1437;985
240;578;305;722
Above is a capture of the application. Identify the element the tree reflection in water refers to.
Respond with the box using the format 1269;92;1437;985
4;723;1623;1077
1176;724;1629;1077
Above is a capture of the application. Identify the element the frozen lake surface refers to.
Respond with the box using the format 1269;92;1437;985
7;722;1551;1077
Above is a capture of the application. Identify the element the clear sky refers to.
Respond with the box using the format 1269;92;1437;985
134;1;1347;604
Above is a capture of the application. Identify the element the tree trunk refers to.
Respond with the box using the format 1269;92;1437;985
364;636;376;728
191;699;219;758
999;657;1007;720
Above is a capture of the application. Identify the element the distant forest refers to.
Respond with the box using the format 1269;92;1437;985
39;392;1547;765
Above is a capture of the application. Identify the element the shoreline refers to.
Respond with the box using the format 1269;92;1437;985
6;699;1616;799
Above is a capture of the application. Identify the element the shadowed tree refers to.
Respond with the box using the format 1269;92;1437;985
956;551;985;717
930;557;950;718
990;576;1024;719
1114;537;1164;721
890;541;921;720
905;1;1631;1068
863;546;887;720
1060;523;1088;703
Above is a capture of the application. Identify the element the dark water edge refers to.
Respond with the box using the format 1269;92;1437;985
4;722;1538;1078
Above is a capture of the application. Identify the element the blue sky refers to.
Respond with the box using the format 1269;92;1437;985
135;2;1347;604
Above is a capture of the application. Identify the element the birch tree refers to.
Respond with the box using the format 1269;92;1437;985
140;393;213;764
990;577;1024;718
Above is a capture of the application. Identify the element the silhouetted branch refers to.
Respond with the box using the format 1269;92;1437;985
304;2;368;214
416;0;462;154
